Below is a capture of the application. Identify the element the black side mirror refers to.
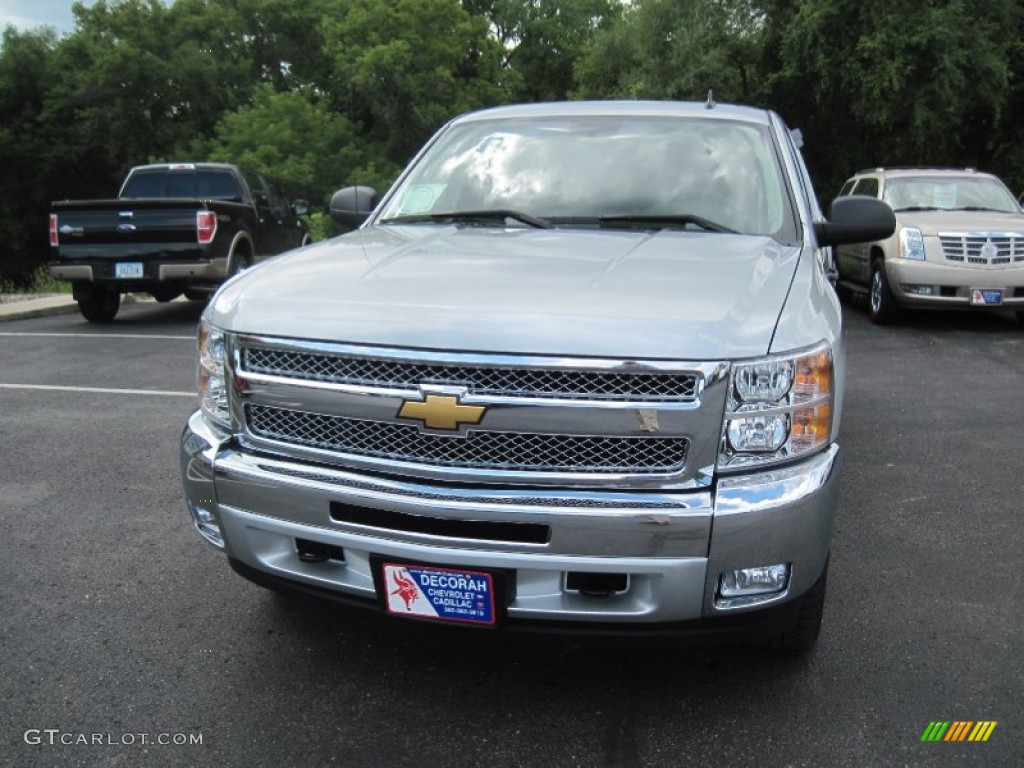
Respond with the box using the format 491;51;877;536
814;195;896;247
330;186;379;229
292;199;309;217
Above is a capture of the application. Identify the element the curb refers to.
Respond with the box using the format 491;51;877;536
0;297;78;322
0;295;147;323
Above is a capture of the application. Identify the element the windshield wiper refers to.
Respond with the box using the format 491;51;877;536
380;210;552;229
892;206;940;212
597;213;737;233
948;206;1006;212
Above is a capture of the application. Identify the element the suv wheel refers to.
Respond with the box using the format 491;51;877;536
869;260;900;324
769;562;828;654
77;288;121;323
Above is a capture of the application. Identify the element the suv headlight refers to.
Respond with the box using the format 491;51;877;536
899;227;926;260
197;318;231;427
719;343;833;469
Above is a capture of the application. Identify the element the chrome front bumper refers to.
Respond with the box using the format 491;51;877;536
887;258;1024;308
181;410;839;625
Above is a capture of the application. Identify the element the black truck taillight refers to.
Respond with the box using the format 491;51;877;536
197;210;217;244
49;214;59;246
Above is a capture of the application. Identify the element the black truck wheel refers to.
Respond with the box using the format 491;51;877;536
77;288;121;323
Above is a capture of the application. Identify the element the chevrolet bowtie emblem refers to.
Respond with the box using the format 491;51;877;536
397;394;486;431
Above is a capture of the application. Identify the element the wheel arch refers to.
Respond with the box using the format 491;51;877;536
227;230;255;273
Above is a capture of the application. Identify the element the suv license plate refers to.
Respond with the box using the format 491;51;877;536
115;262;144;279
380;562;497;625
971;288;1002;305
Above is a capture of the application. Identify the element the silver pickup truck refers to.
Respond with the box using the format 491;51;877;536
180;101;894;652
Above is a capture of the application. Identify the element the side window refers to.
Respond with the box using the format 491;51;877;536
838;179;856;197
853;177;880;198
197;171;242;200
264;180;290;219
243;171;270;209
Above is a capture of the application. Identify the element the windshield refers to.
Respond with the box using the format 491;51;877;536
378;115;797;241
883;176;1019;213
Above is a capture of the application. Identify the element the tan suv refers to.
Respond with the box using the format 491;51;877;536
835;167;1024;324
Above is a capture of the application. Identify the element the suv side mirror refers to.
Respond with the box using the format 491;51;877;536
292;199;310;217
330;186;379;229
814;195;896;247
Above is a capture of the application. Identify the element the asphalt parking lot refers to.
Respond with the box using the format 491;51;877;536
1;299;1021;767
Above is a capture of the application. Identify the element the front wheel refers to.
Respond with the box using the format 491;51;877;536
77;288;120;323
769;563;828;654
868;261;900;324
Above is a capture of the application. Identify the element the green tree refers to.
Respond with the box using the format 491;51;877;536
767;0;1022;194
321;0;511;166
198;84;369;204
0;27;58;286
574;0;767;102
465;0;622;102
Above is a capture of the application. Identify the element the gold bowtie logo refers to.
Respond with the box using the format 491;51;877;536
397;394;486;431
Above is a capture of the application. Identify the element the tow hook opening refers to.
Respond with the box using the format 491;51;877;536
565;572;629;597
295;538;344;564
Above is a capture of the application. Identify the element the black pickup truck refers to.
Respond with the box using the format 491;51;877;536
49;163;310;321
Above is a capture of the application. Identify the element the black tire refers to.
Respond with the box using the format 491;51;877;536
1016;311;1024;326
150;288;182;303
183;288;210;302
834;281;853;304
868;260;900;324
228;247;252;277
768;563;828;654
77;288;120;323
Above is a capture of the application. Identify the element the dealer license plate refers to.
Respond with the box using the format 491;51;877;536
115;262;144;279
380;562;496;625
970;288;1002;306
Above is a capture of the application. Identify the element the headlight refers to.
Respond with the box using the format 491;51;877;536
719;344;833;469
899;227;926;260
197;319;230;427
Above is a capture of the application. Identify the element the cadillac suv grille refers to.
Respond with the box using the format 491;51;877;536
241;347;698;402
246;405;689;474
939;234;1024;265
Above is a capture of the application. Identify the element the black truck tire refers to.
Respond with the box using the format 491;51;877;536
77;288;121;323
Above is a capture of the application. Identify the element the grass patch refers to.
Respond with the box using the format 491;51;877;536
0;267;73;295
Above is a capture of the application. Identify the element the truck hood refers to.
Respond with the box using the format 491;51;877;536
211;225;800;360
896;209;1024;235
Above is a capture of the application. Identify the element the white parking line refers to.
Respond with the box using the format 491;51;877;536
0;383;194;397
0;332;193;340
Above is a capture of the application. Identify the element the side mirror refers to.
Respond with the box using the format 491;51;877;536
292;199;309;217
814;195;896;247
330;186;379;229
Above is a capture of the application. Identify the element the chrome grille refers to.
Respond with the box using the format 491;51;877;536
247;405;689;474
939;234;1024;264
241;346;698;401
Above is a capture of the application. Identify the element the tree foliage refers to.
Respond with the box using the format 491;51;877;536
3;0;1024;286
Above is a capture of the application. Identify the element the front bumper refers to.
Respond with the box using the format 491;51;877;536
181;410;839;628
886;258;1024;309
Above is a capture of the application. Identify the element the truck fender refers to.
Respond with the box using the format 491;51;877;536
227;231;255;276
